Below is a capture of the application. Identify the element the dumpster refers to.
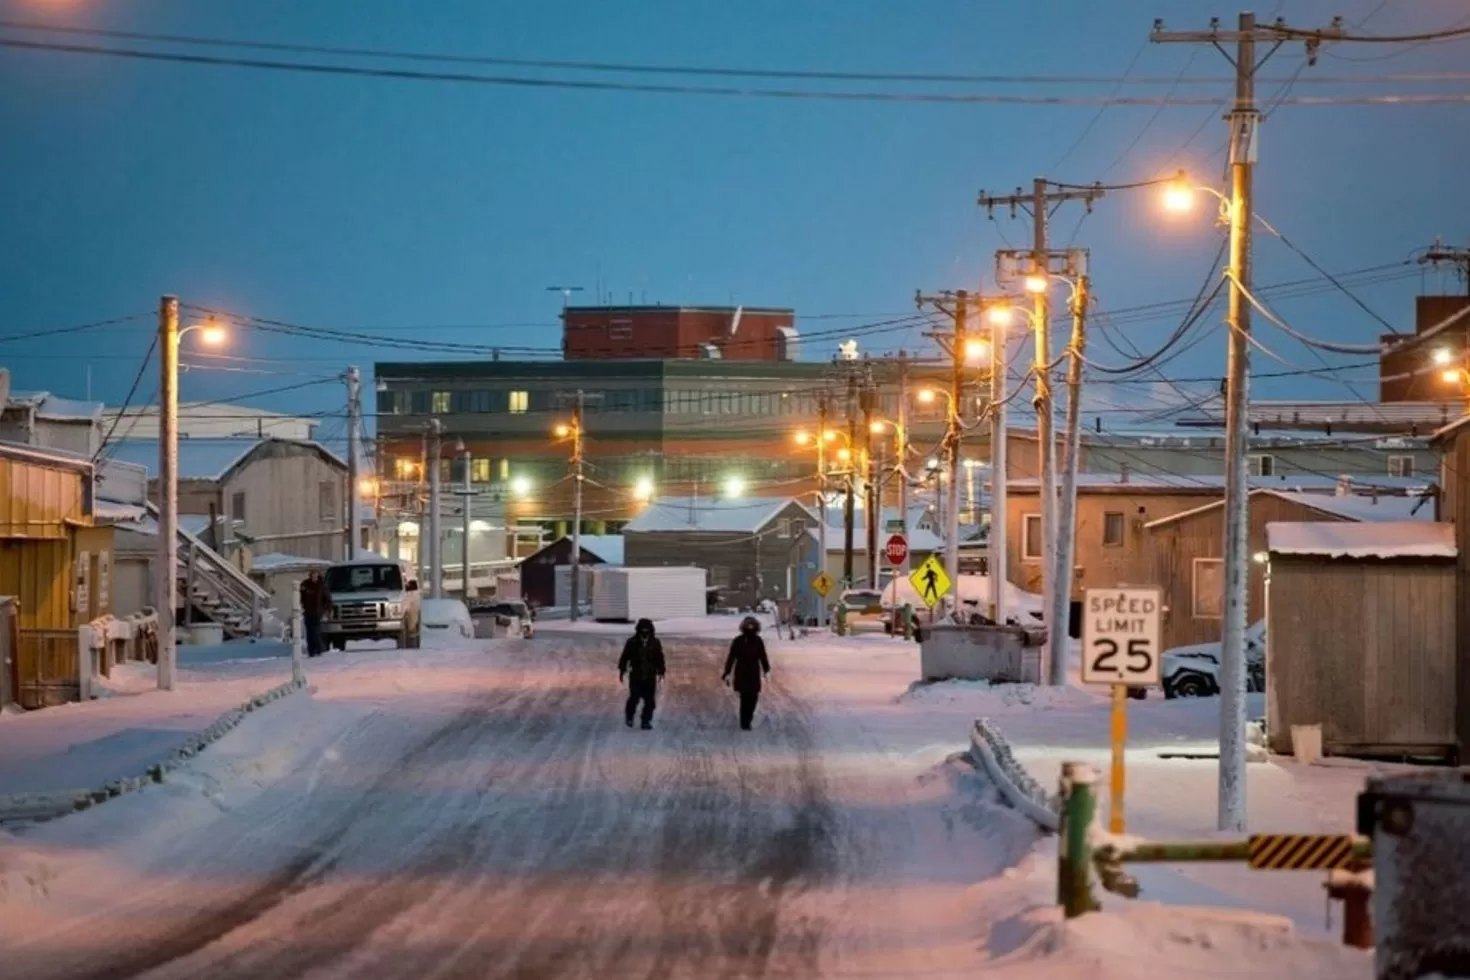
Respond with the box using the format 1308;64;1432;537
1359;770;1470;980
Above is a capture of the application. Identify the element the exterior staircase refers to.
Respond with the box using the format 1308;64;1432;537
144;504;274;639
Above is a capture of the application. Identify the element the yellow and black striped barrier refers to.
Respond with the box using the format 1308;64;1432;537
1247;833;1360;871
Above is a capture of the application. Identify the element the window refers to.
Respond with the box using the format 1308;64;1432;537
471;458;491;483
1192;558;1224;619
394;457;418;480
499;459;510;480
1102;512;1125;547
790;518;806;538
1389;455;1414;478
410;390;431;415
431;391;451;414
231;491;247;524
319;481;337;523
509;391;529;414
778;518;792;538
1022;513;1043;560
1248;454;1275;477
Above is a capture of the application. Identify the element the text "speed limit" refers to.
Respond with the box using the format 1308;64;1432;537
1082;587;1163;687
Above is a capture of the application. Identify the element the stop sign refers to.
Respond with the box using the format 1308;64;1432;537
885;534;909;566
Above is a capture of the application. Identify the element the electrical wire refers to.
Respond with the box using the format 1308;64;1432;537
1049;40;1148;173
93;330;159;459
0;313;148;345
4;36;1470;106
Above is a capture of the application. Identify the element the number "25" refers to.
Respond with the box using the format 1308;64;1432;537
1092;638;1152;673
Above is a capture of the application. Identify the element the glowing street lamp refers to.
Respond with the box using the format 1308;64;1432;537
724;476;745;498
553;423;572;439
510;476;532;498
986;304;1015;327
963;337;991;365
916;388;937;404
793;430;812;446
1433;348;1455;366
1023;274;1049;295
633;476;654;502
1163;178;1197;213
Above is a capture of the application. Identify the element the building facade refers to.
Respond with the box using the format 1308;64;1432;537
561;305;798;361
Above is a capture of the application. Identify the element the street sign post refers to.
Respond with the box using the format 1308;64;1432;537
908;555;951;611
885;534;908;568
1082;587;1163;835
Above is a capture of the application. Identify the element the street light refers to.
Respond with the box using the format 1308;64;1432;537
1023;274;1049;295
1433;348;1455;366
510;476;531;497
963;337;991;365
156;300;233;692
986;304;1016;327
917;388;937;404
836;447;852;463
553;423;572;439
633;476;654;501
793;430;812;446
724;476;745;498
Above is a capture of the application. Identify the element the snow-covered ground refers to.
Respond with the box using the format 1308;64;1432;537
0;621;1379;977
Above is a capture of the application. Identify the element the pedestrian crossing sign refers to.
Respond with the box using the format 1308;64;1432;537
909;556;951;609
811;570;836;598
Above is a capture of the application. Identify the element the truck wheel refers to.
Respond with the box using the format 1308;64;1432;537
1166;672;1215;699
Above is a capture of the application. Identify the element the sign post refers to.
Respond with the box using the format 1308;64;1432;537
1082;587;1163;835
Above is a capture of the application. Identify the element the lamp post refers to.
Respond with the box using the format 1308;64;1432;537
156;299;226;691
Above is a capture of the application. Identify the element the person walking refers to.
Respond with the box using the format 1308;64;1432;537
618;618;665;730
299;569;332;657
722;615;771;731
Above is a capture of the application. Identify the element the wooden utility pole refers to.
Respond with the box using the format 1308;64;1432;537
569;390;586;621
980;182;1101;685
345;366;362;560
861;366;878;588
843;372;857;587
1152;8;1339;832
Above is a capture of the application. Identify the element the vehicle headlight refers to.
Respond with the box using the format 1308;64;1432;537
386;602;403;618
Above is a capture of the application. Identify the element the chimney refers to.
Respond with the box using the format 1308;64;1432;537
1119;463;1131;485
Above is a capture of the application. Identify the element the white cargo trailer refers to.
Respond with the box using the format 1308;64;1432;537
592;566;706;622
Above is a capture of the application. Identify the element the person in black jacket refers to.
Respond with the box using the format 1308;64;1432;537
618;618;665;730
722;615;771;731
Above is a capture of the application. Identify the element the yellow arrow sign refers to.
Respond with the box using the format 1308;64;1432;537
811;570;835;598
909;555;951;609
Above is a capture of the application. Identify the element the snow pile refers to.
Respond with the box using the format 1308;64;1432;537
969;718;1060;832
882;572;1044;619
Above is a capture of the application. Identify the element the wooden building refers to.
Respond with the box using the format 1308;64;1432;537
1265;520;1458;760
623;496;818;611
518;535;624;610
105;437;349;562
0;440;111;708
1145;487;1433;653
1004;474;1224;605
1431;414;1470;750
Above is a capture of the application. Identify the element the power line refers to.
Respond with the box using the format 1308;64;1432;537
4;36;1470;106
0;313;149;345
93;330;159;459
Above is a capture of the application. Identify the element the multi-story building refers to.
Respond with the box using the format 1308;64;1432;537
373;357;956;531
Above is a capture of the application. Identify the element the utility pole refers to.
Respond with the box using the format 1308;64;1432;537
1152;9;1338;832
345;366;362;560
980;181;1101;685
989;310;1009;626
1054;276;1090;658
568;390;586;621
459;440;473;599
816;393;830;622
895;351;911;576
915;289;972;611
861;368;878;588
156;295;179;692
843;372;857;588
416;429;428;587
427;419;443;599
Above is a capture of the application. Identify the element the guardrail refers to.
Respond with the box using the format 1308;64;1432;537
1056;761;1374;949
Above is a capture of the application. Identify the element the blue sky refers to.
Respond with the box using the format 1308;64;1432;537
1;0;1467;432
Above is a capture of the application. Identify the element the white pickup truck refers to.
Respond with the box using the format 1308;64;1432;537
321;557;422;651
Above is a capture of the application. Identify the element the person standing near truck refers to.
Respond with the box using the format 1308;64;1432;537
299;569;332;657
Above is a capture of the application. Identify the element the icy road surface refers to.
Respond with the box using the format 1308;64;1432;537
5;637;1028;979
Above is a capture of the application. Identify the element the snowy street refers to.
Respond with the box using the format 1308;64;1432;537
1;633;1028;979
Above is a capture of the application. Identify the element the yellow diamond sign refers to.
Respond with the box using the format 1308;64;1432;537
811;570;836;598
909;555;951;609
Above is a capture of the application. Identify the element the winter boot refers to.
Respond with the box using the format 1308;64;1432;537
641;720;653;730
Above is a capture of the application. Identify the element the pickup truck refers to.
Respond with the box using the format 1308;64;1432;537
321;557;422;650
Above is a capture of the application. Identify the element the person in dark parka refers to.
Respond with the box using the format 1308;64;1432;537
618;618;665;729
722;615;771;731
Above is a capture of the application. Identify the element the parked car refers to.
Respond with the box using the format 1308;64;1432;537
470;599;534;639
839;589;885;616
321;557;421;650
420;598;474;639
1162;621;1267;699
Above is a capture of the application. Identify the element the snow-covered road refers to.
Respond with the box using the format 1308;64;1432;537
4;636;1021;979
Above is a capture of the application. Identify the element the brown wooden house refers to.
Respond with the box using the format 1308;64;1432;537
1430;415;1470;750
1145;487;1434;653
0;440;112;708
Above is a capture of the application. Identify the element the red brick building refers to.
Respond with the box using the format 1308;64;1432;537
561;305;798;362
1380;294;1470;402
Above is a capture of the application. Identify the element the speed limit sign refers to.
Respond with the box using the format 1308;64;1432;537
1082;587;1163;687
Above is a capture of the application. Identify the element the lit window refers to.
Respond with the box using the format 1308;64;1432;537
509;391;529;414
499;459;510;481
1102;512;1125;547
395;457;418;480
431;391;451;414
1022;514;1043;560
472;458;491;483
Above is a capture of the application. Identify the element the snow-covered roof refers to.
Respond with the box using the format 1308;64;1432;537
1145;487;1434;529
94;498;149;523
101;437;346;481
0;438;94;472
574;535;624;565
623;496;813;534
249;552;331;572
1266;521;1457;560
7;390;103;422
